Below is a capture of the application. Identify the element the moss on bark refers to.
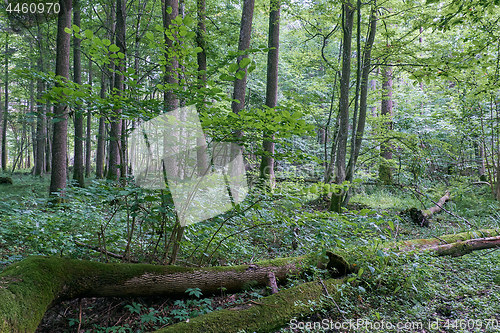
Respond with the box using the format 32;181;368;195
155;277;346;333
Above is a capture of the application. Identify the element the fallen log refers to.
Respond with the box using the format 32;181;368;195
432;235;500;257
0;229;498;332
0;256;305;332
158;229;500;333
406;191;450;227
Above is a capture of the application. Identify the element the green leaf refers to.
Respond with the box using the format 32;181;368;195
235;71;246;80
64;27;72;34
109;44;120;52
72;25;80;33
117;52;125;59
239;58;251;68
194;47;203;53
228;63;239;73
84;29;93;39
183;16;194;26
102;38;111;46
166;6;172;14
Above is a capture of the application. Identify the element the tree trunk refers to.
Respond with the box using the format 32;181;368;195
346;1;377;182
49;0;72;196
231;0;255;117
107;0;125;181
259;0;280;188
160;229;500;333
1;33;9;172
35;76;46;176
162;0;179;112
72;0;85;187
329;1;354;212
85;58;92;177
195;0;209;175
0;256;303;332
95;76;107;179
379;65;393;184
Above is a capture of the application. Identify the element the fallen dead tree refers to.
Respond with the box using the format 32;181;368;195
0;256;305;332
158;229;500;333
0;229;498;332
405;191;450;227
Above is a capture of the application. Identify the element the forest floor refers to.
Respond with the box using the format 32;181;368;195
0;172;499;332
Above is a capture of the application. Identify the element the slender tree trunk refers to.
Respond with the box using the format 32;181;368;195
162;0;179;112
346;1;377;183
329;2;354;212
0;90;3;170
259;0;280;188
195;0;209;175
379;65;393;184
73;0;84;186
2;33;9;171
35;76;46;176
231;0;255;117
85;58;92;177
45;109;51;172
107;0;126;181
49;0;72;196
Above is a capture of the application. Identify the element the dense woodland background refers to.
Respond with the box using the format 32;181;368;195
0;0;499;332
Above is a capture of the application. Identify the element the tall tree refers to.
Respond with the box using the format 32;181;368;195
329;1;355;212
259;0;280;187
73;0;85;186
85;58;92;177
96;3;115;179
35;61;46;176
379;65;393;184
49;0;73;195
1;33;9;171
231;0;255;117
107;0;126;181
162;0;179;112
346;1;377;183
195;0;209;175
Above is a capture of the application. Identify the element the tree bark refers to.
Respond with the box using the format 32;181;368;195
379;65;393;184
49;0;72;196
162;0;179;112
195;0;209;175
35;70;46;176
346;1;377;182
1;33;9;172
231;0;255;117
329;1;354;212
107;0;125;181
0;256;303;332
259;0;280;188
72;0;85;187
85;58;92;177
160;229;500;333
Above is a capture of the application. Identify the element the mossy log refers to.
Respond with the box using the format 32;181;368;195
1;229;498;332
156;277;347;333
432;235;500;256
407;191;450;227
0;256;303;332
157;229;500;333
